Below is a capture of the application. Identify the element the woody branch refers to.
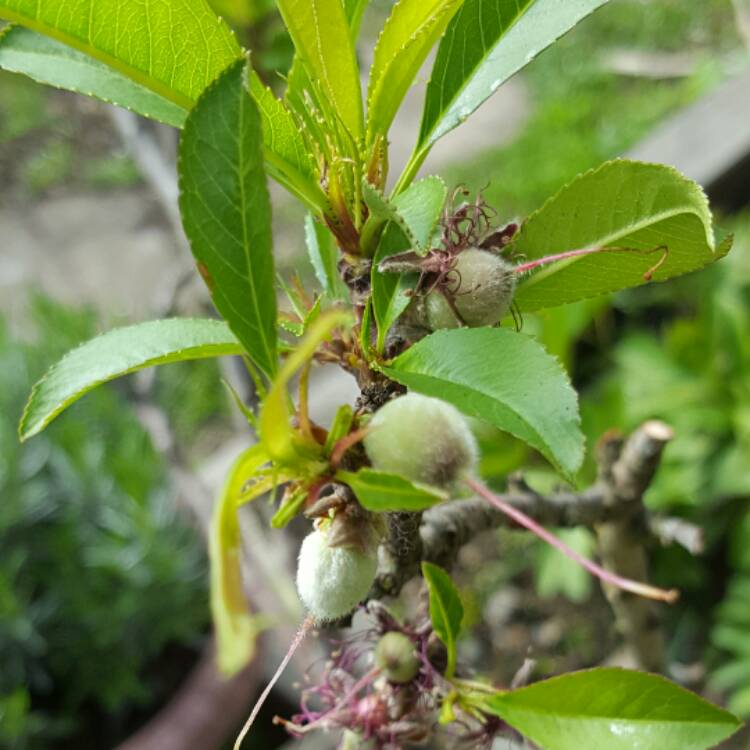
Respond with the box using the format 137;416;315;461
372;421;696;672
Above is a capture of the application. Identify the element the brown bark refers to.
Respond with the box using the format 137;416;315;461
594;421;674;672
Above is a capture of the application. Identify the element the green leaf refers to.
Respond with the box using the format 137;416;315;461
371;223;416;353
391;175;447;252
283;58;329;151
366;0;464;144
369;176;447;352
422;562;464;678
513;160;731;312
360;298;375;361
247;69;326;212
305;214;348;300
344;0;369;38
210;444;269;675
324;404;355;456
270;483;308;528
0;26;185;126
179;59;277;378
382;327;583;481
362;182;418;251
275;0;363;140
484;668;742;750
337;469;448;512
0;0;240;110
277;274;309;324
404;0;610;185
363;175;447;253
19;318;242;441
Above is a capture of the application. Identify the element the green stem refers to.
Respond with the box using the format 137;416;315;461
392;144;431;196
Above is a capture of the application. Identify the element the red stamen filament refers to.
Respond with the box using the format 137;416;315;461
277;665;382;735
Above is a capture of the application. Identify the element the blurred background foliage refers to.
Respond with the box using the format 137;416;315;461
1;0;749;746
0;299;210;748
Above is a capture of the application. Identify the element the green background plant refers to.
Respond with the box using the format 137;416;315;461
0;299;209;748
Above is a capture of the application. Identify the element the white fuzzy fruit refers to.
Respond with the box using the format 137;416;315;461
426;247;516;329
364;393;478;491
296;527;378;622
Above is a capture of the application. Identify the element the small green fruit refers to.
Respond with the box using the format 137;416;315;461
296;526;378;622
364;393;477;490
424;292;460;330
427;248;515;329
374;631;420;683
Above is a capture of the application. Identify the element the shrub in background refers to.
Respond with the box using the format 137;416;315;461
0;298;209;748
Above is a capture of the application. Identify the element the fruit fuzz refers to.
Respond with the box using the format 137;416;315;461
364;393;478;491
296;524;378;622
425;247;516;329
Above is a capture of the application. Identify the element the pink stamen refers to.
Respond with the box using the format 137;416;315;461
465;477;679;604
276;665;382;736
309;666;381;731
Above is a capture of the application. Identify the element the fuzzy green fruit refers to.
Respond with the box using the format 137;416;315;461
427;248;516;329
296;526;378;622
364;393;477;490
424;292;460;329
374;631;420;683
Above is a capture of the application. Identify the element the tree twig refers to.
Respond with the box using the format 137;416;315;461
372;511;425;597
594;421;674;671
369;421;689;674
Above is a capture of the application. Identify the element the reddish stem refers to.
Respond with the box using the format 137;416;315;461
465;477;679;604
514;244;668;281
234;616;313;750
330;427;370;469
514;246;609;274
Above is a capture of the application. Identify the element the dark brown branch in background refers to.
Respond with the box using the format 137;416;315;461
116;639;263;750
421;483;612;571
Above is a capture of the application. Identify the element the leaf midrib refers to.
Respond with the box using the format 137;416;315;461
236;78;274;373
516;204;711;292
0;6;234;110
21;339;243;440
418;0;536;148
496;704;736;727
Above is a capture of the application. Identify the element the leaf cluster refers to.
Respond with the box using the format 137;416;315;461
0;0;742;745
